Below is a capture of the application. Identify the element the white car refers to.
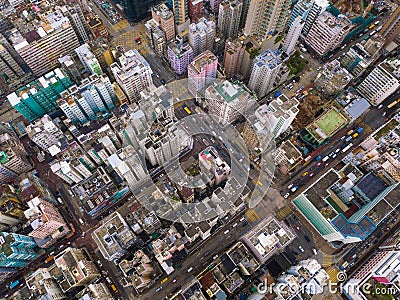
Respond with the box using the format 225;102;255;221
240;217;246;222
288;184;294;189
312;248;318;255
224;229;230;235
298;246;305;253
290;186;298;193
232;223;238;228
284;193;290;199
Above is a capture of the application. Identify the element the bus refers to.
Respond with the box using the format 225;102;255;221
9;280;19;289
387;100;399;109
184;107;191;115
342;143;353;153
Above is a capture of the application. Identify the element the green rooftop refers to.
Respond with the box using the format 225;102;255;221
293;194;337;236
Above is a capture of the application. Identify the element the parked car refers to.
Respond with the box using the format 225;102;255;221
298;246;305;253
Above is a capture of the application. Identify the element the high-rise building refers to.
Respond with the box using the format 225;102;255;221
302;0;329;36
167;38;194;75
189;18;216;57
188;0;203;22
0;128;32;183
244;0;291;41
86;14;109;39
223;39;245;79
58;55;82;84
188;50;218;95
357;59;400;106
248;49;282;98
204;80;257;124
344;249;400;299
172;0;188;26
7;69;74;122
239;0;251;31
75;44;103;75
110;49;153;101
283;16;304;56
210;0;222;12
255;94;299;137
10;11;80;77
151;3;176;42
287;0;312;29
117;0;161;23
24;197;68;248
218;0;242;39
379;4;400;44
25;268;66;300
0;44;24;83
0;232;38;268
58;74;116;124
305;12;352;56
26;115;65;155
60;4;91;43
145;19;167;57
54;247;100;292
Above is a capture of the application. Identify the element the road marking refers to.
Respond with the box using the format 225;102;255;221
245;209;259;223
278;206;292;219
326;266;340;283
322;254;334;267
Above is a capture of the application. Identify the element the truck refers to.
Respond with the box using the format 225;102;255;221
274;91;282;98
342;143;353;153
9;280;20;289
322;156;330;162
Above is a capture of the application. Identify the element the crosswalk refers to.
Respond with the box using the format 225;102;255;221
322;254;334;267
278;206;292;219
245;209;259;223
356;120;373;135
326;266;341;283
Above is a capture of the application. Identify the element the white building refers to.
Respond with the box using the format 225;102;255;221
50;160;90;185
204;80;257;124
110;49;153;101
189;17;216;57
305;11;352;56
188;50;218;96
357;59;400;106
248;49;282;98
145;19;167;57
255;94;299;138
302;0;329;36
75;44;102;75
26;115;64;155
10;11;80;76
283;16;304;56
218;0;242;39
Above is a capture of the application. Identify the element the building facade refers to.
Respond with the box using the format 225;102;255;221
223;39;245;79
218;0;242;39
188;50;218;95
189;18;216;57
283;16;304;56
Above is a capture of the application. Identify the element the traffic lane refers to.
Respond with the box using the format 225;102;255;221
142;213;250;299
286;214;316;260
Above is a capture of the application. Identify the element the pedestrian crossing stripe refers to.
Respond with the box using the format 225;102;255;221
326;266;340;283
278;206;292;219
322;254;334;267
246;209;259;223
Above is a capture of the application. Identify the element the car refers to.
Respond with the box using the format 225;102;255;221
79;218;84;225
378;104;383;109
304;235;311;242
81;232;86;238
160;79;166;85
291;250;299;255
172;278;178;284
284;193;290;199
316;162;322;166
294;225;300;231
335;148;341;153
301;171;309;177
384;226;390;232
309;172;315;177
298;246;305;253
224;229;230;234
240;216;246;222
280;190;285;196
106;277;112;284
294;178;300;184
290;186;298;193
97;260;103;267
312;248;318;255
242;221;248;226
213;254;219;260
232;223;238;228
288;183;294;189
382;112;387;117
310;166;315;171
155;286;163;292
332;154;337;159
325;162;331;167
187;267;194;273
